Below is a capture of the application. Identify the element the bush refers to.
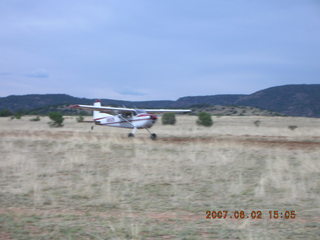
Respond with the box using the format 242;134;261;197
288;125;298;131
14;113;22;119
30;116;40;121
76;115;84;122
48;112;64;127
254;120;261;127
197;112;213;127
162;113;176;125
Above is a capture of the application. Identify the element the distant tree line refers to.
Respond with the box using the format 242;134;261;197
0;106;91;116
0;109;24;119
0;109;12;117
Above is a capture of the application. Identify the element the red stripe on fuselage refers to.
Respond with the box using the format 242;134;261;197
94;116;108;121
103;118;152;125
137;114;158;119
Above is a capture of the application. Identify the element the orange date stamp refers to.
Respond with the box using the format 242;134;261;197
205;210;296;219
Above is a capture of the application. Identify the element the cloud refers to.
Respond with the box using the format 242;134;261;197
26;69;49;78
0;1;319;100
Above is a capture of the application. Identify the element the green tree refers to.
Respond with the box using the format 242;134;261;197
48;112;64;127
197;112;213;127
30;116;40;121
162;112;176;125
288;125;298;131
254;120;261;127
14;113;22;119
76;115;84;122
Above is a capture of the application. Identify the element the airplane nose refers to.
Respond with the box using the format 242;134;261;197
150;114;158;120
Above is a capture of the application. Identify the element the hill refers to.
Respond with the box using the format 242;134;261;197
0;94;174;113
175;84;320;117
0;84;319;117
235;84;320;117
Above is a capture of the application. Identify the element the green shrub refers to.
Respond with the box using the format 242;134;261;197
30;116;40;121
76;115;84;122
288;125;298;131
197;112;213;127
48;112;64;127
162;112;176;125
14;113;22;119
254;120;261;127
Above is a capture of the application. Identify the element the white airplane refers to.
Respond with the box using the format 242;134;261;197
70;100;191;139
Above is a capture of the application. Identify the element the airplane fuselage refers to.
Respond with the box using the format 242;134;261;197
94;113;158;129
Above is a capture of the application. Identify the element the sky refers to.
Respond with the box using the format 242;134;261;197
0;0;319;100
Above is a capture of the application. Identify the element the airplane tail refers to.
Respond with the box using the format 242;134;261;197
93;100;110;120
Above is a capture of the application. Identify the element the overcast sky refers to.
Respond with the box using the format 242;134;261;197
0;0;319;100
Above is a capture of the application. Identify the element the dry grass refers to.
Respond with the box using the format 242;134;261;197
0;115;319;239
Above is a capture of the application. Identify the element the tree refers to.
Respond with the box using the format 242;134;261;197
253;120;261;127
288;125;298;131
14;113;22;119
48;112;64;127
30;116;40;121
162;112;176;125
76;115;84;122
197;112;213;127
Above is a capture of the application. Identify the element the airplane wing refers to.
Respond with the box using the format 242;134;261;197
69;104;136;113
142;109;191;113
69;104;191;114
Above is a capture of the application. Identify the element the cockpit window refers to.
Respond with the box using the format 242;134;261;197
122;112;132;118
135;109;146;114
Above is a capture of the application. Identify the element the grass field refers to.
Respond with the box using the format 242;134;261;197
0;115;319;239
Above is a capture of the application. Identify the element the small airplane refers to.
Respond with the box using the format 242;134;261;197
70;100;191;139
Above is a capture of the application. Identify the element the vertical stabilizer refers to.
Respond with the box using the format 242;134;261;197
93;100;109;120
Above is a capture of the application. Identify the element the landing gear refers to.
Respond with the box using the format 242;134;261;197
128;127;137;138
146;128;157;140
127;128;157;140
150;133;157;140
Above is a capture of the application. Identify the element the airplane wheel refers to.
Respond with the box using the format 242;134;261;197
128;133;135;137
150;133;157;140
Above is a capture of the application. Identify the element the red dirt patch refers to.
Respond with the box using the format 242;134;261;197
1;130;320;150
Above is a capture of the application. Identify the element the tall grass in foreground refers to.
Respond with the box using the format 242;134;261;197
0;116;319;239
